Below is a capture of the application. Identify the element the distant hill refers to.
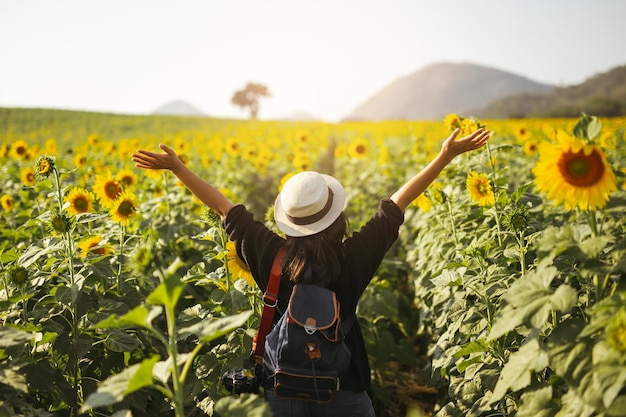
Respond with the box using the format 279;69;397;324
152;100;206;117
475;64;626;118
344;62;554;121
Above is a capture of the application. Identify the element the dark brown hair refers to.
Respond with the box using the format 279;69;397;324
283;212;349;287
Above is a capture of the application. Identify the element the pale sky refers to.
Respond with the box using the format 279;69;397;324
1;0;625;122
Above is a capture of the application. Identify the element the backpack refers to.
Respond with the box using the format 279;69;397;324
264;283;353;402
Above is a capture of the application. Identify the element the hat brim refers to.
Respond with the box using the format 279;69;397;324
274;174;346;237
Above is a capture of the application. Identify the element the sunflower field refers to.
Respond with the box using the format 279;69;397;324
0;108;625;417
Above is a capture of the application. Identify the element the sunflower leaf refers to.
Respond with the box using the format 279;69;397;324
179;310;252;343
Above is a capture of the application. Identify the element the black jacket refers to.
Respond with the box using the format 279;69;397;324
223;198;404;392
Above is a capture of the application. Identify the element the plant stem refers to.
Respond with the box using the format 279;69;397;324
516;230;526;276
117;226;126;292
485;142;503;247
165;304;185;417
445;199;459;245
53;168;64;212
54;167;83;417
587;209;598;237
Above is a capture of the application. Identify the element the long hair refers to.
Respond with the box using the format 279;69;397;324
283;213;349;287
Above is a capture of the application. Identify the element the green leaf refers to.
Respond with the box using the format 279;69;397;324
104;330;141;352
456;356;483;373
94;305;162;330
0;326;35;347
488;263;576;339
0;365;28;393
146;258;185;309
515;385;559;417
214;393;273;417
18;243;62;268
578;235;612;258
511;182;534;203
81;355;159;412
490;337;549;403
0;247;19;263
68;333;94;370
453;339;490;358
431;268;464;287
179;310;252;343
573;113;602;141
587;117;602;140
592;341;626;409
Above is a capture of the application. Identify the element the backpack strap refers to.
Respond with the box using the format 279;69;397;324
252;247;286;365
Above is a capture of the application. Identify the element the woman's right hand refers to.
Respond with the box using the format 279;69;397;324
132;144;184;171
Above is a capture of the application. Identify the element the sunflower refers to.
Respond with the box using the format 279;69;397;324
20;167;36;186
225;137;240;158
413;193;433;212
278;173;295;192
443;113;462;131
10;140;30;160
87;134;100;146
292;153;312;171
607;308;626;352
225;240;255;287
1;194;14;211
49;211;73;235
532;134;617;211
116;168;138;188
109;191;138;226
523;140;539;156
64;187;95;215
73;153;87;168
78;235;113;257
334;144;348;159
349;138;369;159
34;155;56;180
466;171;495;207
295;131;309;145
8;265;29;286
93;174;123;208
43;138;57;155
444;113;483;138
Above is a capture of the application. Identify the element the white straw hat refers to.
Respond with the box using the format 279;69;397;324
274;171;346;237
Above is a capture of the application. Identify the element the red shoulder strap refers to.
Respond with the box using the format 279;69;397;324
252;247;286;364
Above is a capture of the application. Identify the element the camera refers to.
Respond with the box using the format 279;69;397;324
222;366;262;394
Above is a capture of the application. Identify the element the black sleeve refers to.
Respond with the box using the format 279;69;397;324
222;204;286;292
339;198;404;307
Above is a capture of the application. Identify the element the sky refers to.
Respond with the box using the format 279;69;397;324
1;0;626;122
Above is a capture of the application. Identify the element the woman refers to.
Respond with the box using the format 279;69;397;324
131;127;490;416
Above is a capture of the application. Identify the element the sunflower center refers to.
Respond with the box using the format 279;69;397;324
38;160;50;173
355;145;367;155
105;182;122;199
477;182;490;195
117;201;135;216
558;148;605;187
74;196;89;211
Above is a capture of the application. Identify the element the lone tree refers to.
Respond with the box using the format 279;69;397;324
231;82;270;119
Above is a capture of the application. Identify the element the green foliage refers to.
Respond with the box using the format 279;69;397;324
408;117;626;416
1;109;624;417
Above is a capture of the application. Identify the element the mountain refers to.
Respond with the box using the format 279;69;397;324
344;62;555;121
152;100;206;117
475;64;626;118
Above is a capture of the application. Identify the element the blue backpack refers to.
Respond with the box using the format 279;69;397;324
263;283;353;402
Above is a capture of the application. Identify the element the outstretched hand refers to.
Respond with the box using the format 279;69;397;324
131;144;184;171
442;128;491;159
